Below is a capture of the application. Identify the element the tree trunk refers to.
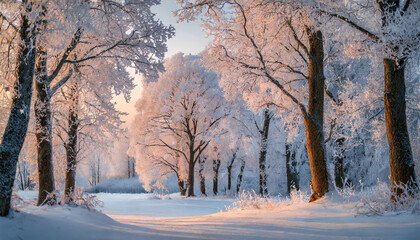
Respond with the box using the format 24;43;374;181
0;12;37;216
377;0;417;198
383;59;417;197
286;144;299;194
35;48;55;206
187;141;195;197
97;157;100;185
236;159;245;194
128;157;131;178
187;162;195;197
227;152;237;191
259;109;271;196
63;83;79;204
199;157;206;195
305;29;329;202
334;137;345;189
178;179;186;196
213;159;221;195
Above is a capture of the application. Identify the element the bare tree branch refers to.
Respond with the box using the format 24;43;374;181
319;10;379;42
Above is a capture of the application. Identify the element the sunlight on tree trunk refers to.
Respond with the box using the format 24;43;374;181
305;30;328;202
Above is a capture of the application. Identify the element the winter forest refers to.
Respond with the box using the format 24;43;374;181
0;0;420;239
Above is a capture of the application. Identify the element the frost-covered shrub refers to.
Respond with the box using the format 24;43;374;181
227;190;279;211
147;191;172;200
227;188;309;211
287;188;310;204
71;188;104;210
334;180;357;203
356;180;420;216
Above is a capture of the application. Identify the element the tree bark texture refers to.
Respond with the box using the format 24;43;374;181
305;29;329;202
378;0;417;198
0;12;37;216
236;159;245;194
213;159;220;195
187;141;195;197
334;138;345;189
258;109;271;196
177;178;186;196
63;83;79;204
286;144;299;194
383;59;417;196
199;157;206;195
227;152;237;191
35;48;55;206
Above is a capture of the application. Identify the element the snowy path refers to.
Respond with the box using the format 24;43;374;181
97;193;420;240
1;191;420;239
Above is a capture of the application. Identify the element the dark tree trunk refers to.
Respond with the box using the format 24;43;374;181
178;179;186;196
128;157;131;178
334;137;345;189
213;159;221;195
35;48;55;206
227;152;237;191
305;29;329;202
258;109;271;196
199;157;206;195
377;0;417;198
0;12;37;216
236;159;245;194
63;83;79;204
286;144;299;194
383;59;417;197
97;157;100;185
187;141;195;197
187;162;195;197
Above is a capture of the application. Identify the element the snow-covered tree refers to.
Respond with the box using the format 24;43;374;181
129;53;227;196
319;0;420;197
177;0;340;201
0;1;45;216
0;0;174;215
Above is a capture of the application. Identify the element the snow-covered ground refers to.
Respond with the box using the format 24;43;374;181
1;191;420;240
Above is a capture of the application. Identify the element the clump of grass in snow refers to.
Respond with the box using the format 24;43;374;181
356;180;420;216
226;188;309;211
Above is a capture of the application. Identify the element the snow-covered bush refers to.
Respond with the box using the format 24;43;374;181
334;180;357;203
147;191;172;200
227;188;309;211
287;188;310;204
71;188;104;210
356;180;420;216
227;190;279;211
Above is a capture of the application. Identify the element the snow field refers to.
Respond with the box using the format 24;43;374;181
0;191;419;240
